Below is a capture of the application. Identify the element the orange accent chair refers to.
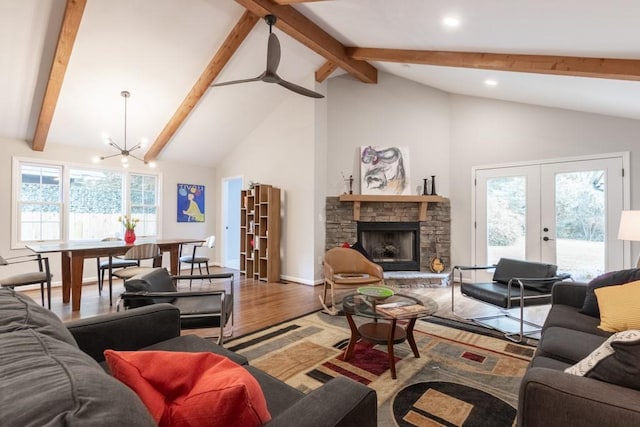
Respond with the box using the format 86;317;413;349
321;247;384;315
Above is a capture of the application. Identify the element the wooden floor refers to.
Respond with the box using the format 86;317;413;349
24;267;550;341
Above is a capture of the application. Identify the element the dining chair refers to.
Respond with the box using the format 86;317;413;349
96;237;139;297
0;254;53;309
106;243;162;306
179;235;215;288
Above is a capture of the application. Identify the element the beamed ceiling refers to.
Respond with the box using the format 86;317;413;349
3;0;640;167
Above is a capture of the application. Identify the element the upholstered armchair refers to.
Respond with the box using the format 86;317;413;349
321;247;384;315
452;258;571;342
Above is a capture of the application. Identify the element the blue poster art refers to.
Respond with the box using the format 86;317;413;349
177;183;205;222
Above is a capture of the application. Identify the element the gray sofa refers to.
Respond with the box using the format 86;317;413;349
518;281;640;426
1;288;376;426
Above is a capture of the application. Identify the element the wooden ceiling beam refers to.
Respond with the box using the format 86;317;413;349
144;11;259;162
347;47;640;81
235;0;377;83
315;60;338;82
272;0;329;4
31;0;86;152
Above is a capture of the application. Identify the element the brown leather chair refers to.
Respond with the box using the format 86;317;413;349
321;247;384;315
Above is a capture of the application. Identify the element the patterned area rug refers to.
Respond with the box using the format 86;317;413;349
227;312;535;426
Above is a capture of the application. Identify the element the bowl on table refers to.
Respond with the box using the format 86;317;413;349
357;286;395;302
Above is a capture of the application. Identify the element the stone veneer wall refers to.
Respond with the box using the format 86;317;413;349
325;197;451;271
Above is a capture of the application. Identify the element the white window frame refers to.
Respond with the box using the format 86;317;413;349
14;162;64;244
11;156;163;249
128;172;160;238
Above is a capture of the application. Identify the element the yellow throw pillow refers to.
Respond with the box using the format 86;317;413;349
595;280;640;332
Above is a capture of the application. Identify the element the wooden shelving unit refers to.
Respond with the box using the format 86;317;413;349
338;194;446;221
240;184;281;282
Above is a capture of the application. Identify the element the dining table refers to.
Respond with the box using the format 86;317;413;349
26;238;204;311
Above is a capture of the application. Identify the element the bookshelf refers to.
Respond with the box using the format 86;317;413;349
240;184;281;282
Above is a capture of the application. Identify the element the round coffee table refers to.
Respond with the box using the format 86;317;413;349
342;292;438;379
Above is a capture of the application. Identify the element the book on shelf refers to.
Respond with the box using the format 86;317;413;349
375;302;430;319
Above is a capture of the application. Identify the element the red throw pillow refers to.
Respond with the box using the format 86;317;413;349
342;241;351;248
104;350;271;427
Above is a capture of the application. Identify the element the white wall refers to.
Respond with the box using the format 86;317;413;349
0;137;217;283
215;92;318;284
449;95;640;268
326;72;451;197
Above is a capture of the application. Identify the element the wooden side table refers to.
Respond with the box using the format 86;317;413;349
341;292;437;379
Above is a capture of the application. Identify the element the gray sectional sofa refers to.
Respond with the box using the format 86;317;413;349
1;288;376;426
518;280;640;426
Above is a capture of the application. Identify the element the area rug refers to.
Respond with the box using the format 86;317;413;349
227;311;535;426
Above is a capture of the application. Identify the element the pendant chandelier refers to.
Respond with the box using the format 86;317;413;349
94;90;154;168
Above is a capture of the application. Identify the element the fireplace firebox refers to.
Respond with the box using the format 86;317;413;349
357;222;420;271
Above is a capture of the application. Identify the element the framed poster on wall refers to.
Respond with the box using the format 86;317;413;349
177;183;205;222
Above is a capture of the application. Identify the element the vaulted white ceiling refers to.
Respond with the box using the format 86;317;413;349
2;0;640;167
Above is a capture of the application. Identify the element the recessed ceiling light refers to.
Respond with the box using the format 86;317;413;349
442;16;460;28
484;79;498;87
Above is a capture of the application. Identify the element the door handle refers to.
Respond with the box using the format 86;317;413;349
543;236;555;241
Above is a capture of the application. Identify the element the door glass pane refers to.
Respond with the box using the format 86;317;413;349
486;176;526;264
555;171;605;281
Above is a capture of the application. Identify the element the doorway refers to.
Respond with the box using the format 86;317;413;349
221;176;242;270
474;153;628;282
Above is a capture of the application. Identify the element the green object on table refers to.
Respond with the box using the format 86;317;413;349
357;286;394;301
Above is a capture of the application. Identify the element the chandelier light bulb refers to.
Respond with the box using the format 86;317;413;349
443;16;460;28
121;156;128;164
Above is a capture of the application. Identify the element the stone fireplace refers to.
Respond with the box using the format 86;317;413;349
325;196;450;272
357;221;420;271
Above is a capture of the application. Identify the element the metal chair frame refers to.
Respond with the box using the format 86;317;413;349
179;235;215;288
117;272;234;345
452;264;571;342
0;254;52;309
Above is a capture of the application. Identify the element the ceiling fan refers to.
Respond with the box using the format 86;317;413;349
211;14;324;99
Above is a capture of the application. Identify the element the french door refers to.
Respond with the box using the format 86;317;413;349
475;155;626;281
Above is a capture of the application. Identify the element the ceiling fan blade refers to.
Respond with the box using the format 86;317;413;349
266;33;281;74
276;77;324;99
211;76;262;87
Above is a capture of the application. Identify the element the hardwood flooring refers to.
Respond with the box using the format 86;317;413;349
24;267;550;341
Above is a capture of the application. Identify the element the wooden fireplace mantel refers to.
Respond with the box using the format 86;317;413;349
338;194;447;221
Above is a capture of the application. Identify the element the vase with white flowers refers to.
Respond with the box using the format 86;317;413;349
119;215;140;244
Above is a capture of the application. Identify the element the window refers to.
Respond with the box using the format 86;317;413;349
13;158;161;245
18;164;63;241
68;168;124;240
130;174;158;237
